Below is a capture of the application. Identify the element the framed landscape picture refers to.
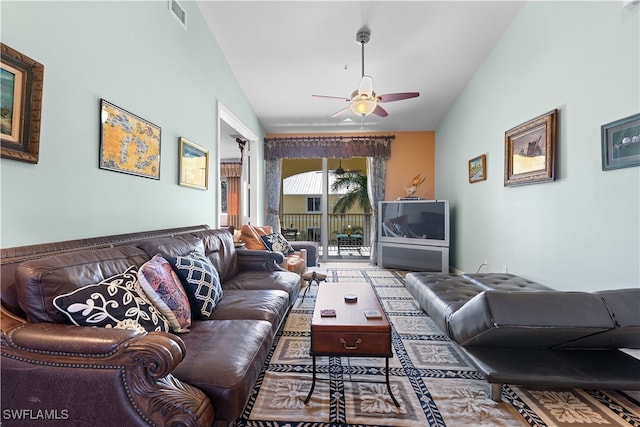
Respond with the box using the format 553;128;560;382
1;43;44;164
601;113;640;171
179;137;209;190
99;99;161;179
468;154;486;183
504;109;557;186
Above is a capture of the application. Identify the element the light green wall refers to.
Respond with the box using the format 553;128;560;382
0;1;264;247
436;2;639;291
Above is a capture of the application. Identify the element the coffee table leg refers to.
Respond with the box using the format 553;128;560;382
386;357;400;407
304;356;316;404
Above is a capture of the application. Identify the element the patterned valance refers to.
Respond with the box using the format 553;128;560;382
263;135;394;160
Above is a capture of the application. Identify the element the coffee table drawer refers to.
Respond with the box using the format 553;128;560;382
311;331;392;356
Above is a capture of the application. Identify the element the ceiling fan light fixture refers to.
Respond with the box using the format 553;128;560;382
350;95;377;116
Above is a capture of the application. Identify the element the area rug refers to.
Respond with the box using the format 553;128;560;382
234;266;640;427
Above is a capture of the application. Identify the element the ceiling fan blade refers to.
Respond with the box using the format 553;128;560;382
330;106;351;117
312;94;350;101
378;92;420;103
372;104;388;117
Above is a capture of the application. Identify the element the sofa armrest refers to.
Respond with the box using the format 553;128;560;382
1;319;214;426
291;241;318;267
237;248;286;271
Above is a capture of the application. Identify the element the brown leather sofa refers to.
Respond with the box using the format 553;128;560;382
405;272;640;400
1;225;302;427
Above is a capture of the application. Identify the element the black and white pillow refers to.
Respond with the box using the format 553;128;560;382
260;232;294;255
53;266;170;333
168;251;222;320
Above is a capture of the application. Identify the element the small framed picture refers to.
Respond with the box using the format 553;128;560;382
468;154;486;183
601;113;640;171
504;109;557;187
179;137;209;189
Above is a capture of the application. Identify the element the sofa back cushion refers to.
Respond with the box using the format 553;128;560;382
15;246;149;323
188;229;238;283
449;290;616;348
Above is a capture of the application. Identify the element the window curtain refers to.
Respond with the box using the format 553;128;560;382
265;158;282;232
220;161;243;229
367;157;386;264
264;135;394;259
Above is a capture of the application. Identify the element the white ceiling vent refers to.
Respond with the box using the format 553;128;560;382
168;0;187;30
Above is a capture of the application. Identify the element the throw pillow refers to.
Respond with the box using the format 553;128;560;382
168;251;222;320
52;266;170;334
260;232;295;255
138;254;191;333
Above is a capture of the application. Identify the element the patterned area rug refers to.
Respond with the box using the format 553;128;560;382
234;267;640;427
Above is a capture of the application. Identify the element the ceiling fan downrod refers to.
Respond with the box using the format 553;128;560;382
356;28;370;78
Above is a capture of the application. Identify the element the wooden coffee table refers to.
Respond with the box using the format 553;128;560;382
304;282;399;407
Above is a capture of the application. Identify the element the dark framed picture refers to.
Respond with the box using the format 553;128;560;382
99;99;161;179
504;109;557;187
468;154;486;183
179;137;208;189
1;43;44;164
601;113;640;171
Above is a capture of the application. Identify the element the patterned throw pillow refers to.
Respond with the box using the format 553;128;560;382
260;232;294;255
168;251;222;320
53;266;170;334
138;254;191;333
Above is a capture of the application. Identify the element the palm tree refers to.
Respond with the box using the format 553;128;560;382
331;172;371;241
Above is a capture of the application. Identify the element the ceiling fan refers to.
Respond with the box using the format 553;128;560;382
313;27;420;118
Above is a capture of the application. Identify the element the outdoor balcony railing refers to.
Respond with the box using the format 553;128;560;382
280;213;372;246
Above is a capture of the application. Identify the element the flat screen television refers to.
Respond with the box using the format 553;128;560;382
378;200;449;247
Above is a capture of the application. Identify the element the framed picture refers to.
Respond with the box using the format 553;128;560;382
504;109;557;186
1;43;44;164
179;137;209;189
468;154;487;183
99;99;161;179
601;113;640;171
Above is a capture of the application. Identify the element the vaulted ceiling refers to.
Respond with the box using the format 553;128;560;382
198;1;524;134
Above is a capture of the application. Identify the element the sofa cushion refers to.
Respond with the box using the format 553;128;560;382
174;319;274;422
138;254;191;333
16;246;150;323
461;273;554;291
168;251;223;320
53;266;170;333
210;289;290;335
405;272;483;337
558;288;640;349
223;270;301;307
449;290;616;348
260;232;294;255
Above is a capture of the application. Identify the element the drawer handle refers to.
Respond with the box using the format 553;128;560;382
340;338;361;350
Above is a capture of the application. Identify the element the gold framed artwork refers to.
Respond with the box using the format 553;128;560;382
99;99;161;179
179;137;209;190
504;109;557;186
468;154;486;183
1;43;44;164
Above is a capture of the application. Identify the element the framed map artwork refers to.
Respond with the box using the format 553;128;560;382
99;99;161;179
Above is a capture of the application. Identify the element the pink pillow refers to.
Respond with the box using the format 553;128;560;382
138;254;191;333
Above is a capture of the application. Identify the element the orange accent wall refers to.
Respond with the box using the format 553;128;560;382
266;131;435;201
